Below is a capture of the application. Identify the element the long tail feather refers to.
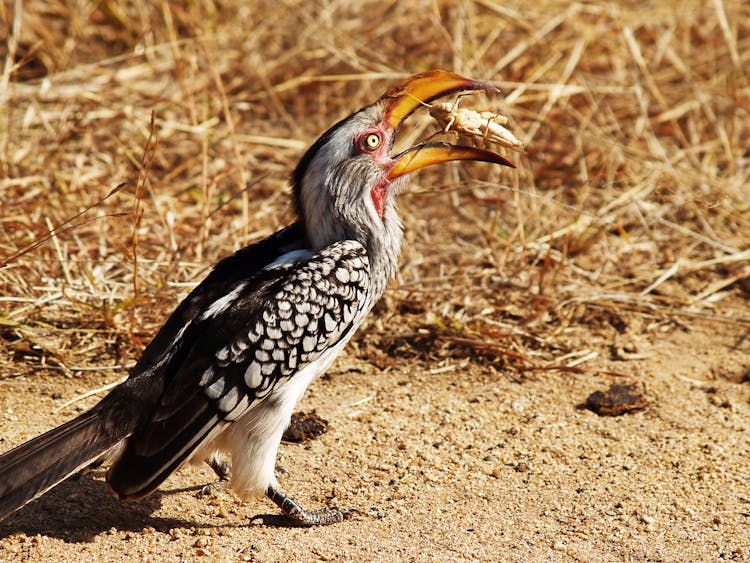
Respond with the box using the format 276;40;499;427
0;408;124;521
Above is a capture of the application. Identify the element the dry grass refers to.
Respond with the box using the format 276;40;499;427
0;0;748;380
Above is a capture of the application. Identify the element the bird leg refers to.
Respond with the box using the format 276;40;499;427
207;452;233;480
266;485;361;526
199;453;233;497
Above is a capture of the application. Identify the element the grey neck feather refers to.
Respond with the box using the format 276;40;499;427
294;106;404;301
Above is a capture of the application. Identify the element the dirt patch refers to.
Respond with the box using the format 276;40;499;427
0;317;749;561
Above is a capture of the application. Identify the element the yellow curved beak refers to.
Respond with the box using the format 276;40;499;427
381;70;499;131
389;143;514;180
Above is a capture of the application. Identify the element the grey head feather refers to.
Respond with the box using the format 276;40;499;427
291;104;404;293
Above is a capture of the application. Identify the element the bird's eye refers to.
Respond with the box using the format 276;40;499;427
364;133;381;150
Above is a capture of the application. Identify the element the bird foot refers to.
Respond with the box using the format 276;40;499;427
199;453;232;497
274;465;290;477
206;453;233;480
199;480;227;498
265;485;362;526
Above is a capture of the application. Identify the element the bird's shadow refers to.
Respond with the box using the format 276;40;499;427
0;471;313;541
0;471;199;542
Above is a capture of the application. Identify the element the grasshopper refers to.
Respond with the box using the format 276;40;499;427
429;95;523;150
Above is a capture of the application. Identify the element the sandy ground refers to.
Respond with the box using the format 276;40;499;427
0;304;748;562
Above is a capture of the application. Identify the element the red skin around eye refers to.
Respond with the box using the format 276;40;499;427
354;126;393;219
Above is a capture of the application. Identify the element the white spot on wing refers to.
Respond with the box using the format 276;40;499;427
200;282;246;320
224;395;251;421
199;366;214;386
244;362;262;388
324;313;337;332
262;310;277;324
264;249;313;270
216;347;229;362
231;339;249;355
205;377;226;399
335;268;350;283
287;348;298;370
302;335;315;352
267;327;282;339
216;386;240;412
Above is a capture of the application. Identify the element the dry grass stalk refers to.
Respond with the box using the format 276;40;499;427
0;0;746;382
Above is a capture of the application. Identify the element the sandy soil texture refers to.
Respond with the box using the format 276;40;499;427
1;316;749;561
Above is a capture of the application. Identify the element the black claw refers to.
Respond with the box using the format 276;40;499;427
198;480;226;498
206;453;232;481
199;454;232;498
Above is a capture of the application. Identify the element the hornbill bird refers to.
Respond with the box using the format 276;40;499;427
0;71;514;526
